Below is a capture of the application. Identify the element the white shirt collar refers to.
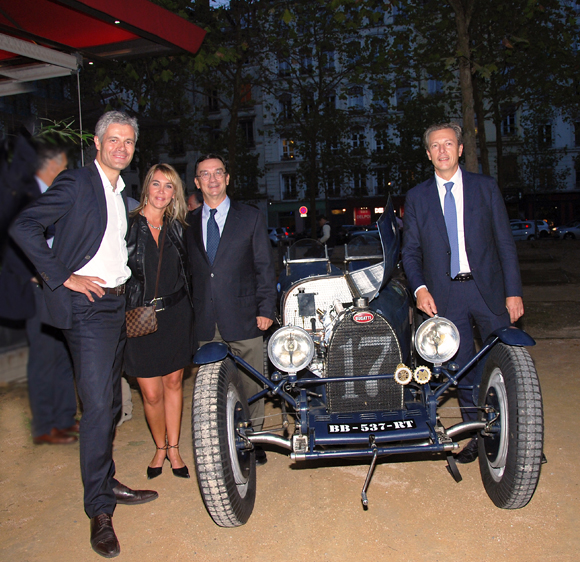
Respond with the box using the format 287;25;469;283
94;160;126;193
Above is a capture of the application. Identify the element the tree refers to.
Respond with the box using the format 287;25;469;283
258;0;390;233
186;0;272;199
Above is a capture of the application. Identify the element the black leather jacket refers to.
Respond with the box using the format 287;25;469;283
125;214;193;311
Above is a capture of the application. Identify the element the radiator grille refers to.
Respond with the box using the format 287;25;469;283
326;309;403;413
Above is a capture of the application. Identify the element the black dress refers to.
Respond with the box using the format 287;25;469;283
124;220;193;378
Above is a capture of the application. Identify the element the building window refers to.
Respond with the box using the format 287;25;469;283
374;129;387;153
538;123;552;147
348;87;364;110
427;79;443;95
575;122;580;147
281;174;298;200
351;130;365;150
281;138;296;160
352;170;367;196
327;171;341;198
502;113;516;136
279;94;293;120
395;82;411;106
374;168;389;192
503;154;519;184
325;95;336;111
278;58;291;77
239;119;255;148
302;92;315;115
207;89;219;113
323;50;335;71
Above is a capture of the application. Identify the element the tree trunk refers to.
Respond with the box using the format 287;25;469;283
473;74;490;175
449;0;478;173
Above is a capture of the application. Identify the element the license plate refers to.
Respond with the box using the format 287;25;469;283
327;419;417;434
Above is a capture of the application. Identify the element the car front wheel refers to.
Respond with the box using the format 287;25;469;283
192;358;256;527
478;344;544;509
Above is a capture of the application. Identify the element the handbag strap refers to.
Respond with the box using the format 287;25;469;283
152;222;167;300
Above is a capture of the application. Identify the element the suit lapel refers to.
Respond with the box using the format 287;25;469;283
88;164;107;232
191;208;208;263
425;177;449;248
215;201;240;263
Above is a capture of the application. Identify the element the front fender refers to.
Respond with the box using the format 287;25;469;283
488;326;536;347
193;342;230;365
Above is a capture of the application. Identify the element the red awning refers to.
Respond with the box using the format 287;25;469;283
0;0;206;95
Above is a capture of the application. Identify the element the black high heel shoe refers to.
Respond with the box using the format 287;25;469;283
167;444;190;479
147;445;167;479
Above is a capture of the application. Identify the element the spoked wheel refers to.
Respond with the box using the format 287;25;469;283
192;358;256;527
478;344;543;509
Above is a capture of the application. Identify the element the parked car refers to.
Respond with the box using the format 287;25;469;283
510;219;550;238
510;220;537;240
191;198;544;528
552;220;580;239
534;220;551;238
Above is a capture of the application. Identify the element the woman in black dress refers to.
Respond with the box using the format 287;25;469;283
125;163;193;479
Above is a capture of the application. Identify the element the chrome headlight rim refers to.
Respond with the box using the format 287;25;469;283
415;316;460;365
268;325;315;373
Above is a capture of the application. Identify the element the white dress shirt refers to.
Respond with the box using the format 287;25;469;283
435;168;471;274
74;161;131;287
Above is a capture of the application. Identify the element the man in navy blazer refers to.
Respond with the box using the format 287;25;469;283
402;122;524;463
0;139;78;445
10;111;157;558
187;154;276;462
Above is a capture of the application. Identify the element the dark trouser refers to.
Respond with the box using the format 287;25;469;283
63;292;126;518
444;280;510;422
200;326;265;432
26;285;77;437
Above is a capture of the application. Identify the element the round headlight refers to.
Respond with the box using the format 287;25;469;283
415;316;460;365
268;326;315;373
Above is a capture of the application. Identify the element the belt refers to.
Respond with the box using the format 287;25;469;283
147;286;187;312
103;284;126;296
451;273;473;282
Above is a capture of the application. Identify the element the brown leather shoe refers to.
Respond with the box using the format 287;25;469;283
33;428;77;445
112;482;158;505
61;421;80;435
90;513;120;558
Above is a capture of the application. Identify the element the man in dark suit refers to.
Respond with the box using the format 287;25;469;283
10;111;157;558
0;140;78;445
186;154;276;462
402;122;524;464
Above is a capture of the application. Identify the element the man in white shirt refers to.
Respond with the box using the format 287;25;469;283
11;112;157;558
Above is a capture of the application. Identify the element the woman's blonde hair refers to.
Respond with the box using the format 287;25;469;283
132;163;188;226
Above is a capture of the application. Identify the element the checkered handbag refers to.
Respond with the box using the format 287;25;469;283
126;305;157;338
125;220;166;338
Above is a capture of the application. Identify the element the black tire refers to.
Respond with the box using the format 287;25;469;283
527;234;536;240
478;344;543;509
192;359;256;527
563;232;574;240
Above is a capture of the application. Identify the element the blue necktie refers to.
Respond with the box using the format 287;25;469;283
206;209;220;265
444;182;460;279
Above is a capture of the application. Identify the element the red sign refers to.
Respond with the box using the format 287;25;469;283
354;207;371;225
353;311;374;324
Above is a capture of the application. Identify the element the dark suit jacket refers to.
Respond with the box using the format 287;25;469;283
9;163;128;329
0;135;45;320
401;169;522;317
186;199;276;342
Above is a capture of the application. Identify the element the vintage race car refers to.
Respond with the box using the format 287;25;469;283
191;198;544;527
